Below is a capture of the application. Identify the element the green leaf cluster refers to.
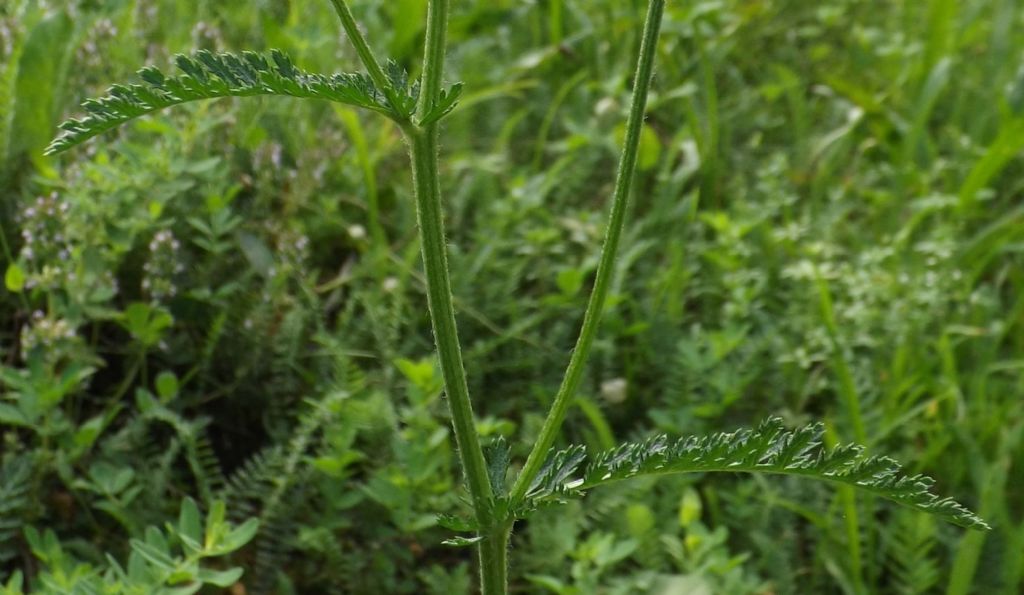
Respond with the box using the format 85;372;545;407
7;499;256;595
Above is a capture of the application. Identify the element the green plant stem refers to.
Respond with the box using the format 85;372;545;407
409;93;507;595
329;0;501;586
327;0;404;113
480;522;511;594
405;126;493;516
408;2;506;591
417;0;450;118
509;0;665;505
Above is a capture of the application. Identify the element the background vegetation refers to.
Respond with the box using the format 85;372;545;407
2;0;1023;592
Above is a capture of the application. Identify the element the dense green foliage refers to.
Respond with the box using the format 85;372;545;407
1;0;1021;592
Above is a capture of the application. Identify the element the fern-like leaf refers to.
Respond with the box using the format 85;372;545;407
46;49;411;154
531;417;988;530
526;444;586;501
418;83;464;126
0;456;32;566
218;392;344;594
886;511;940;595
383;59;418;117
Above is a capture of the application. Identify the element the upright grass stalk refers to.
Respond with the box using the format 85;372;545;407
509;0;666;506
816;273;867;591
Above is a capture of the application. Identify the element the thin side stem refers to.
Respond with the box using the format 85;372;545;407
406;127;494;522
510;0;665;505
327;0;404;112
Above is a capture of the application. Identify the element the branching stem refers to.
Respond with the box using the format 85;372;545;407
331;2;664;593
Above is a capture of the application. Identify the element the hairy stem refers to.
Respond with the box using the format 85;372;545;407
410;2;506;590
417;0;450;118
479;522;511;594
406;126;493;521
407;124;505;591
510;0;666;505
329;0;500;586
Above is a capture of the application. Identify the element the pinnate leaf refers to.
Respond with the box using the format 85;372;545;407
46;49;416;154
527;417;988;529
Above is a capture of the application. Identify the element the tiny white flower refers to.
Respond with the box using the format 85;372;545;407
600;378;628;404
348;224;367;240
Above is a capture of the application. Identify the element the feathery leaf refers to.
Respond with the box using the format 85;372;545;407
526;444;586;501
0;456;32;566
484;436;511;497
418;83;464;126
528;417;988;530
46;50;417;154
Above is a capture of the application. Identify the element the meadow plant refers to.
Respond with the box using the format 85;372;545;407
46;0;988;592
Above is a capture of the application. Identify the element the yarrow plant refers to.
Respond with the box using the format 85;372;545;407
47;0;988;592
